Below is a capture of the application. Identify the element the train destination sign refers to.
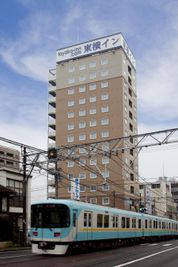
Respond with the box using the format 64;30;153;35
56;33;136;68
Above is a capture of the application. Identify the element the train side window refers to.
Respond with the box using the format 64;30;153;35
73;212;77;227
84;213;87;227
104;215;109;228
138;219;141;229
149;220;152;229
132;218;136;228
88;213;92;227
126;218;130;228
116;216;119;228
159;221;161;229
97;214;103;228
145;220;148;229
112;216;116;228
121;217;125;228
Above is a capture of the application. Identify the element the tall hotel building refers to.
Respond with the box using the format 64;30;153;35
48;33;139;210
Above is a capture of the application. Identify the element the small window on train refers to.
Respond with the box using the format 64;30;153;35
97;214;103;228
104;215;109;228
116;217;119;228
145;220;148;229
159;221;161;229
149;220;152;229
88;213;92;227
126;218;130;228
132;218;136;228
138;219;141;229
113;216;118;228
84;213;87;227
122;217;126;228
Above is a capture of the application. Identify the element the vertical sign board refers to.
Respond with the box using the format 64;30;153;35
71;177;80;200
56;32;136;69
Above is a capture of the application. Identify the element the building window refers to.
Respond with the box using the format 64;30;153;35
101;94;109;100
102;143;109;151
101;70;108;77
80;185;86;192
102;183;109;191
129;123;133;131
90;198;97;204
90;73;96;79
102;197;110;205
67;135;74;143
101;106;109;113
79;86;86;93
79;76;86;82
68;88;75;95
130;186;134;194
68;66;75;72
101;118;109;125
79;172;86;179
128;76;132;85
101;81;108;88
68;78;75;84
102;169;109;178
79;121;86;129
101;58;108;65
67;161;74;167
128;87;132;97
102;156;109;164
90;158;97;165
79;134;86;141
128;65;132;75
89;108;96;115
79;147;87;154
79;110;86;116
129;99;132;108
90;96;97;103
90;186;97;192
90;119;97;127
68;123;74;130
7;179;23;195
68;100;75;107
101;131;109;138
89;83;96;90
79;98;86;105
90;132;97;139
90;172;97;179
79;159;86;167
89;62;96;68
68;111;74;118
79;64;86;71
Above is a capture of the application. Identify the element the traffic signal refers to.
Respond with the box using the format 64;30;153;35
139;207;146;213
48;148;57;159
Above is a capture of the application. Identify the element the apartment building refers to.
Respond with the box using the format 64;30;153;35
0;145;31;244
48;33;139;210
139;177;177;219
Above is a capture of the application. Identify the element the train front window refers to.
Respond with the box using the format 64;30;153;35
31;204;70;228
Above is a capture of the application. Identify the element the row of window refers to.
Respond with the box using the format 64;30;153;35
68;183;110;193
68;106;109;118
68;71;109;84
68;59;109;73
68;157;109;168
68;94;109;107
82;213;178;230
67;131;109;142
68;82;108;95
68;119;109;130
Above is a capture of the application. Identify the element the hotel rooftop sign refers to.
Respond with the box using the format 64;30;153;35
56;33;136;68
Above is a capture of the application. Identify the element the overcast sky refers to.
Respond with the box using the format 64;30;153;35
0;0;178;200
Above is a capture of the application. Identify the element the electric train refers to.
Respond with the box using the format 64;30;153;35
30;199;178;255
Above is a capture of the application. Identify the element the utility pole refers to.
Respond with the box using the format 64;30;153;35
22;146;27;246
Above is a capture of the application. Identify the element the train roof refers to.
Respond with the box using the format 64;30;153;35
31;199;178;223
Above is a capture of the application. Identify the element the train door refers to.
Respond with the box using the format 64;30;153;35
84;211;93;240
72;209;78;241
